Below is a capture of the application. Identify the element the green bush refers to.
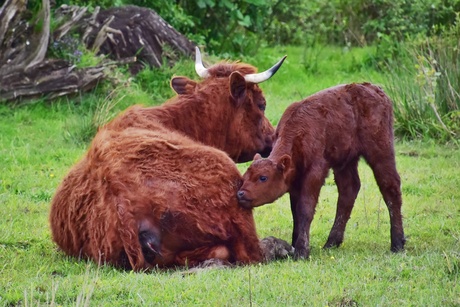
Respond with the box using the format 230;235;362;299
128;0;294;55
49;0;460;55
382;17;460;143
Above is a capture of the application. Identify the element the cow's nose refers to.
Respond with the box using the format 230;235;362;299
237;190;245;199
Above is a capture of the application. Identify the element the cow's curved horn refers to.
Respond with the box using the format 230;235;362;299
195;46;210;78
244;55;287;84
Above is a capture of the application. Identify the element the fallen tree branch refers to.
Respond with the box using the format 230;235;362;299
25;0;51;70
53;5;88;41
0;0;196;104
0;57;137;104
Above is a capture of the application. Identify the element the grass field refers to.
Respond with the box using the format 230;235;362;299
0;45;459;306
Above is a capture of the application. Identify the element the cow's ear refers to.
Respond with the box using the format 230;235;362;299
253;153;262;161
171;76;197;95
229;71;247;107
277;154;291;172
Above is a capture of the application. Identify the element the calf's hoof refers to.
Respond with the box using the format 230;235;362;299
293;247;310;260
391;237;406;253
260;236;294;261
323;240;342;249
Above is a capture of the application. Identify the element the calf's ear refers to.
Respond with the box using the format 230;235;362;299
229;71;247;107
253;153;262;161
277;154;291;172
171;76;197;95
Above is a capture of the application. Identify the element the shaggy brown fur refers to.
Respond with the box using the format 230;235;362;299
105;61;276;163
237;83;406;259
49;58;286;270
51;127;264;270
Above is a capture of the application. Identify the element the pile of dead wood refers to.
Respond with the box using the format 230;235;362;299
0;0;195;104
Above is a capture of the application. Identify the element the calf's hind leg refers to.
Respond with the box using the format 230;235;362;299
324;158;361;249
366;153;405;252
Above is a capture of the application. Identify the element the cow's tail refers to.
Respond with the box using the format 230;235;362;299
116;197;147;271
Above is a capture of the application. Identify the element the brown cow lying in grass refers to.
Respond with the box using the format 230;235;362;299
49;48;290;270
52;127;293;270
237;83;406;259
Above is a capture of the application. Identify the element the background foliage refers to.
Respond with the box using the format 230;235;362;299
40;0;460;141
50;0;460;53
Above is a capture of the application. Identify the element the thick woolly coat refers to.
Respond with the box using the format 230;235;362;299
51;127;262;270
50;61;274;270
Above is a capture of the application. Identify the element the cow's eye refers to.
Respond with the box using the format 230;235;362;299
258;104;266;111
259;176;268;182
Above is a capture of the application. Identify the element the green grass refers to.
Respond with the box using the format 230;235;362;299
1;45;459;306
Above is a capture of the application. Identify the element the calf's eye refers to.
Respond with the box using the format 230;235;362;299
258;104;266;111
259;176;268;182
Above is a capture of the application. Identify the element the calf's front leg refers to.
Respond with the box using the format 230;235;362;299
289;190;300;246
292;166;328;259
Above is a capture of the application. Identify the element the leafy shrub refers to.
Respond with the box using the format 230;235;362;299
49;0;460;56
48;0;460;52
382;16;460;143
128;0;279;54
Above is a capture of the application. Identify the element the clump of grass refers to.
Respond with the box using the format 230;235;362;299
133;55;195;101
382;16;460;143
21;266;98;307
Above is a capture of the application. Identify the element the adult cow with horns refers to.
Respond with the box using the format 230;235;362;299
49;48;289;270
103;47;286;163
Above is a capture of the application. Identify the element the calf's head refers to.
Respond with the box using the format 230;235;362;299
237;153;292;208
170;47;286;163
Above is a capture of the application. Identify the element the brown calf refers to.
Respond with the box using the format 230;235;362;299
237;83;406;259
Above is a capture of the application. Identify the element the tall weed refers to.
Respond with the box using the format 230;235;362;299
382;18;460;143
